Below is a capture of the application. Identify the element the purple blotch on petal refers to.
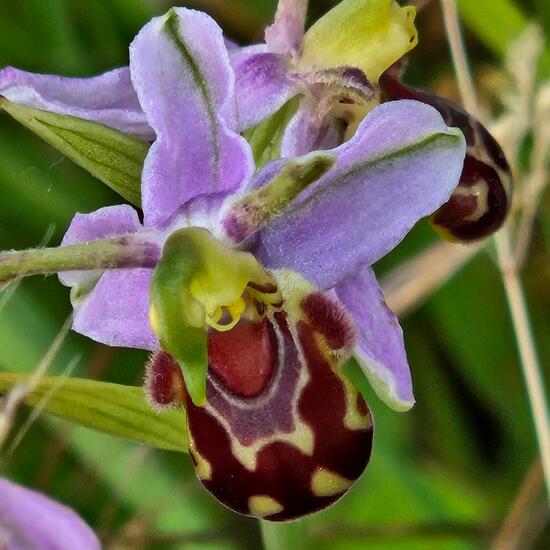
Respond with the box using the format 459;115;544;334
232;49;298;131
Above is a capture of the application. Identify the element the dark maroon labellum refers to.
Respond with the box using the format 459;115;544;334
188;313;372;521
381;73;513;242
148;292;373;521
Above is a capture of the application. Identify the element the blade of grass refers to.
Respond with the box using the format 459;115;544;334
456;0;526;58
0;372;187;452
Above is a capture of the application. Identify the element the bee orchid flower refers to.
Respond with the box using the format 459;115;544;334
0;7;466;520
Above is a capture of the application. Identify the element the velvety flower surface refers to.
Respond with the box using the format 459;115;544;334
0;477;100;550
0;5;467;520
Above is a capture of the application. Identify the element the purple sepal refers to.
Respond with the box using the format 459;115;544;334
231;47;298;131
0;66;152;139
281;98;345;157
0;477;100;550
129;8;253;228
73;268;157;350
256;100;466;289
335;267;414;411
264;0;308;55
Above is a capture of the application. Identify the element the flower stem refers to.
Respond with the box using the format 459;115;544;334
259;520;307;550
493;228;550;500
440;0;480;118
441;0;550;502
0;235;160;284
260;521;281;550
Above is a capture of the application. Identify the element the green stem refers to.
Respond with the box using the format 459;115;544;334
0;235;159;283
260;521;285;550
259;520;309;550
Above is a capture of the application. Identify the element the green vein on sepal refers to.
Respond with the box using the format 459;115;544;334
0;97;148;207
327;129;465;197
163;9;221;186
0;372;187;452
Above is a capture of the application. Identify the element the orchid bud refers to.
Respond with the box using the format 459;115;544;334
381;74;512;241
298;0;418;84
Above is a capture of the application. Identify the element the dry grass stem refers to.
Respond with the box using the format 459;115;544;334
382;240;483;316
0;315;73;450
491;461;544;550
1;356;78;467
440;0;550;502
514;83;550;267
440;0;480;117
490;25;543;168
494;228;550;502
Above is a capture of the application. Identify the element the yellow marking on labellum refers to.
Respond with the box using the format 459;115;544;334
473;135;512;202
311;468;353;497
204;363;314;472
311;331;353;367
343;378;373;431
248;495;284;517
228;415;315;472
189;437;212;481
431;221;457;243
203;313;315;471
455;180;489;222
303;329;367;431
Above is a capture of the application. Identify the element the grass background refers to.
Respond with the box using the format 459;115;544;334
0;1;548;548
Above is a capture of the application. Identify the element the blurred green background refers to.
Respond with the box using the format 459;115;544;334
0;1;549;549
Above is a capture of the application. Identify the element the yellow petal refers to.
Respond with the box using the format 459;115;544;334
298;0;418;83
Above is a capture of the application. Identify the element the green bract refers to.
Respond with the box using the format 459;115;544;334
0;97;148;206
